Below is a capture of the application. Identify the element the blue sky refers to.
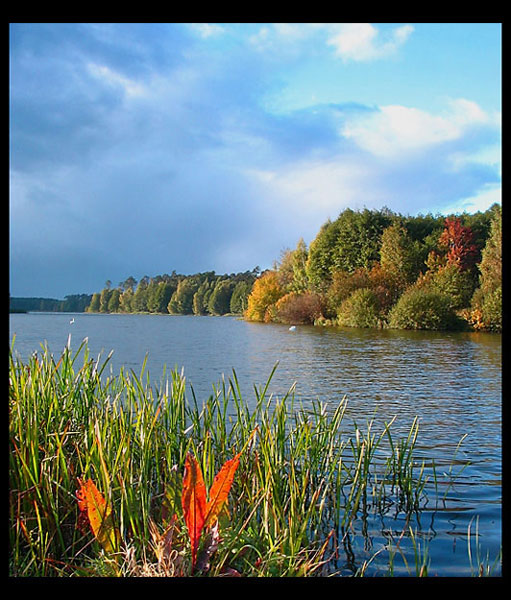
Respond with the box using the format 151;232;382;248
9;22;501;298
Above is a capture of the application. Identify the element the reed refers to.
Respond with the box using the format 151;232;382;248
8;341;497;577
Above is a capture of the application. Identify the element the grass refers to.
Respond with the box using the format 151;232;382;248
9;340;500;577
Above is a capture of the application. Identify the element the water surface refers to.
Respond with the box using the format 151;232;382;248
9;312;502;576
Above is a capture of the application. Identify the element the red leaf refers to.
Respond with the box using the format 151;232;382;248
181;454;207;571
204;452;241;528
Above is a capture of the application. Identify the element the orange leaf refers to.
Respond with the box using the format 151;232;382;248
204;452;241;528
76;478;119;554
181;454;207;570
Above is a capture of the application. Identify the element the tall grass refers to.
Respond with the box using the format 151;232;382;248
9;341;497;577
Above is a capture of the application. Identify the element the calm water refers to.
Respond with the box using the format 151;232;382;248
9;312;502;576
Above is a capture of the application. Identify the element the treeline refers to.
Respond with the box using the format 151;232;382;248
244;205;502;332
86;269;259;316
10;294;93;313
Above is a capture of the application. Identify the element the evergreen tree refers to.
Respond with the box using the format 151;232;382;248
99;288;113;313
230;280;252;314
168;279;199;315
107;288;121;312
208;280;234;315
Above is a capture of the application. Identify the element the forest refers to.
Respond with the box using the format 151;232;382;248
86;204;501;332
86;269;259;317
244;204;502;332
10;294;93;313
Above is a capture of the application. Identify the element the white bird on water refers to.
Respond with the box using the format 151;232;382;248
70;318;75;324
289;325;296;331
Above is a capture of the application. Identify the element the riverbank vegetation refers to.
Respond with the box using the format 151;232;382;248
83;205;501;332
9;342;501;577
86;269;259;317
245;205;501;332
10;294;93;314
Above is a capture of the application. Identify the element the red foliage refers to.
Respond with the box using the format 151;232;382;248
438;217;478;270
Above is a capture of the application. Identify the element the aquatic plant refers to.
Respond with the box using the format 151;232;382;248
9;341;500;577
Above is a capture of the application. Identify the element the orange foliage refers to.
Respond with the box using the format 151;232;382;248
76;478;120;554
181;450;243;572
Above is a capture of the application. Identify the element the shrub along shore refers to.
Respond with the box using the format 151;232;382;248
85;206;501;333
9;341;501;577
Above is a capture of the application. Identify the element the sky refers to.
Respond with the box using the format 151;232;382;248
9;22;502;298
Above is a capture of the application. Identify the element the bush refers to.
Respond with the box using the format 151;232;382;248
388;287;463;331
274;292;325;325
420;263;475;310
337;288;380;328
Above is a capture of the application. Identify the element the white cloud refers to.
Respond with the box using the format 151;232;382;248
87;62;147;98
341;99;494;158
247;23;413;61
187;23;225;38
248;158;374;220
327;23;414;62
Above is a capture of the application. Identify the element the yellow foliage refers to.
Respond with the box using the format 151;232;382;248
244;271;285;322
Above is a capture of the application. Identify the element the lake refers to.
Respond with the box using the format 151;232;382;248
9;312;502;576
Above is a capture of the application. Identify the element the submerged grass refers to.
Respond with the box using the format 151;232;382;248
9;341;499;577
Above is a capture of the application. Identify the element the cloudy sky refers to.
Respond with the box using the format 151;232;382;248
9;22;501;298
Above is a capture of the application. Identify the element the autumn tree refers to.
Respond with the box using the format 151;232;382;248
244;271;285;322
438;217;478;271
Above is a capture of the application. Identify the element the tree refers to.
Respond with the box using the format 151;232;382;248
193;280;214;315
87;293;101;312
244;271;285;322
379;223;420;289
107;288;121;313
208;280;234;315
291;238;309;293
438;217;478;271
476;205;502;293
230;280;253;314
120;276;137;292
119;288;134;313
132;277;150;312
99;288;113;313
469;205;502;331
168;278;199;315
306;208;393;289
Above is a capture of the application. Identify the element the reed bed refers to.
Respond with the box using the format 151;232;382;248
9;340;497;577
